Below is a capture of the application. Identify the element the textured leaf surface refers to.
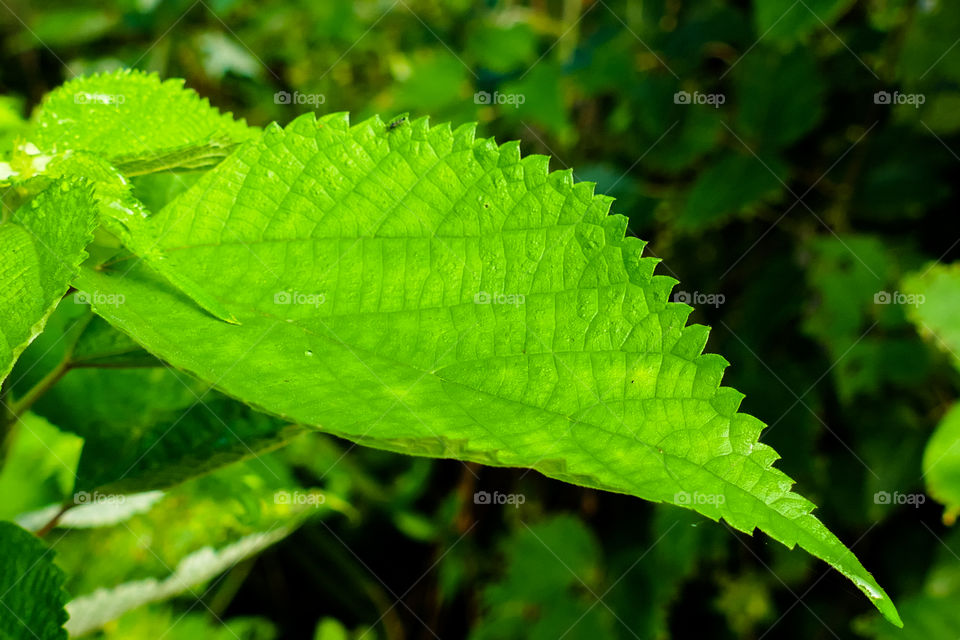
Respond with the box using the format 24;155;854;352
0;521;69;640
77;112;899;623
0;180;98;382
28;69;256;164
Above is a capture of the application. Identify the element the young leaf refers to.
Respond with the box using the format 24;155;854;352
28;69;256;168
0;180;98;382
0;521;69;640
77;112;901;624
41;149;240;324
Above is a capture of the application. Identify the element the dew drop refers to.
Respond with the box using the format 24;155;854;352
304;350;313;356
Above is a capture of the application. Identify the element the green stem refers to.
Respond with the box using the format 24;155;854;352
35;502;74;538
0;311;92;467
8;356;71;419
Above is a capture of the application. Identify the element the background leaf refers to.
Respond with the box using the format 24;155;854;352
0;521;69;640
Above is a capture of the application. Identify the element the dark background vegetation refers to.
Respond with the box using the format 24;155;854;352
2;0;959;638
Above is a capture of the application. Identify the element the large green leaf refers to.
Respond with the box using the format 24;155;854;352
0;180;98;382
77;112;900;624
0;521;69;640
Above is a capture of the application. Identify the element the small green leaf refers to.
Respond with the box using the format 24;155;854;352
903;263;960;521
752;0;856;43
922;404;960;522
733;47;825;148
680;151;786;228
0;521;69;640
903;262;960;369
471;516;617;640
28;69;256;164
0;180;98;382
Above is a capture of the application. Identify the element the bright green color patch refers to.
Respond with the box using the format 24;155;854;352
922;404;960;521
0;180;98;382
28;69;256;166
76;112;900;625
0;521;69;640
903;262;960;521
